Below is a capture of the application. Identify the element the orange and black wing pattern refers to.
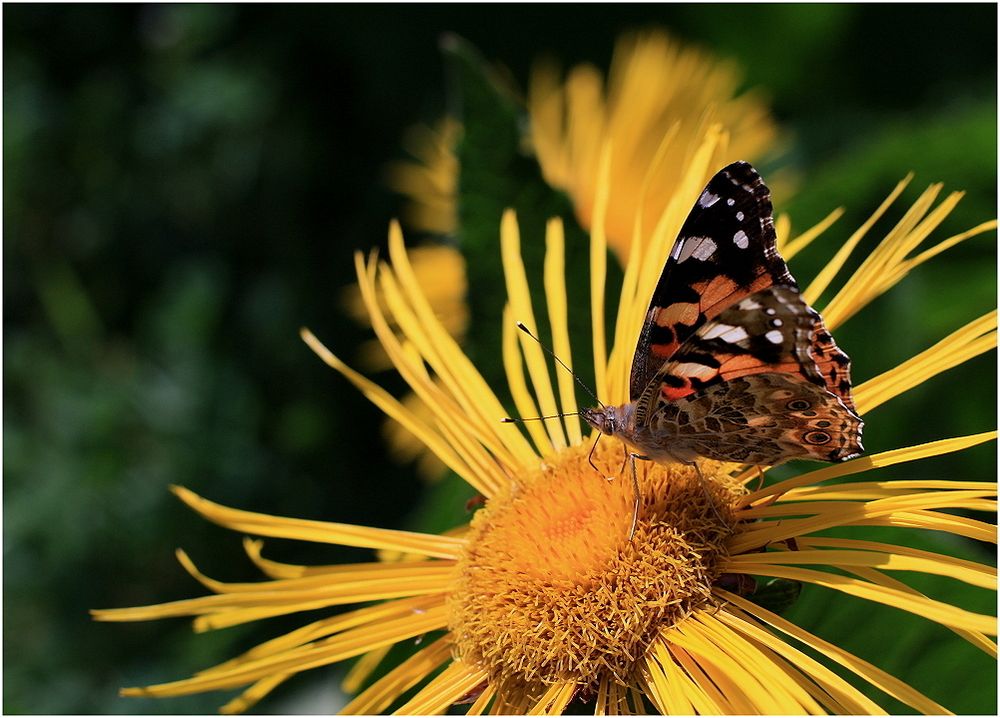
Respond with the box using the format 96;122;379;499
629;161;795;402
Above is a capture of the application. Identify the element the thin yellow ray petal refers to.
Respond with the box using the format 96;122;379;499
300;328;487;494
543;218;584;445
375;268;512;491
900;219;998;272
803;174;912;306
784;479;995;501
501;210;567;450
738;631;851;714
465;681;496;716
170;485;465;559
527;681;575;716
175;548;455;595
735;488;997;552
858;510;998;543
774;212;792;251
651;639;711;715
780;207;844;262
242;538;380;580
189;578;448;633
385;222;537;466
589;143;613;402
719;592;951;714
612;126;726;401
692;612;825;714
595;677;609;716
219;672;291;715
640;643;692;715
727;549;996;589
730;564;996;633
195;596;443;676
342;636;452;714
820;186;978;328
739;432;997;508
341;645;391;695
742;489;994;521
663;642;729;714
120;605;448;698
670;620;784;714
351;252;512;495
675;620;785;714
853;311;996;414
392;660;488;715
713;604;887;714
844;563;997;658
794;537;998;593
502;304;554;456
607;122;681;403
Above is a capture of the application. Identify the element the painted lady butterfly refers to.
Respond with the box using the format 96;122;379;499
582;161;864;468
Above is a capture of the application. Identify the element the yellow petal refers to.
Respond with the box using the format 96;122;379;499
120;605;448;698
170;485;464;559
543;217;584;445
342;636;452;714
739;432;997;508
727;548;996;590
392;660;487;715
219;672;291;715
853;310;996;414
502;304;554;456
500;209;567;450
727;564;995;634
590;143;612;403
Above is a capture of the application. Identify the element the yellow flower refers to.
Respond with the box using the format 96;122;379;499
384;117;462;237
94;134;997;714
529;30;782;256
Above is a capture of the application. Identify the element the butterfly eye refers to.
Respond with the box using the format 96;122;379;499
786;399;811;411
804;430;832;445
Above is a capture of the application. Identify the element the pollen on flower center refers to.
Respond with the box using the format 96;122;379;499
447;439;742;691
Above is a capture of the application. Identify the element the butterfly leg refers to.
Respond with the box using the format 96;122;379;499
627;452;643;541
587;433;603;476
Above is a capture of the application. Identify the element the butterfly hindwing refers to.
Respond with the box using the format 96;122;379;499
629;161;796;402
648;372;864;465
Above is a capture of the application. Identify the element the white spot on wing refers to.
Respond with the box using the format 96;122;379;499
677;236;717;262
736;211;744;221
733;230;749;249
726;198;735;206
699;190;720;208
765;329;784;344
702;323;750;343
673;362;718;380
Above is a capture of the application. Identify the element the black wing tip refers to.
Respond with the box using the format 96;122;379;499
717;160;766;190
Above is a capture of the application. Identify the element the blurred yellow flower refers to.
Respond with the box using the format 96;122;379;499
529;30;782;256
95;134;997;713
384;118;462;237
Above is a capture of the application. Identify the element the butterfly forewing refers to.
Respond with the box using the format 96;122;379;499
629;161;796;402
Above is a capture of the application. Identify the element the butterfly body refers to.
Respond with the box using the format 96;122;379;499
583;162;863;468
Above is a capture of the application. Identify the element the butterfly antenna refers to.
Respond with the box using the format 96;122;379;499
501;412;579;423
515;322;604;408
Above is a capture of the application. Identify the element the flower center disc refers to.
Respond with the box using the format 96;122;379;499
448;441;740;690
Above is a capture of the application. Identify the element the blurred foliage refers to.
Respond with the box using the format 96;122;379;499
3;4;996;715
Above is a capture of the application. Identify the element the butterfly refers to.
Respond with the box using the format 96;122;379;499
581;161;864;469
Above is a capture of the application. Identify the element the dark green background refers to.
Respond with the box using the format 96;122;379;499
4;4;996;714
